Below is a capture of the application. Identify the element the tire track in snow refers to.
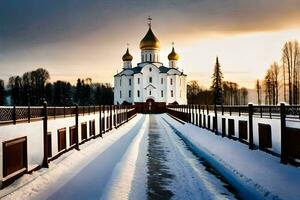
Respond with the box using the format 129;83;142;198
147;115;174;200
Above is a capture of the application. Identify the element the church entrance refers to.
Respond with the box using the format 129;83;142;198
145;98;155;113
134;100;166;113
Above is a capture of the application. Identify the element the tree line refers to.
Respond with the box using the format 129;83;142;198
257;40;300;105
187;57;248;105
0;68;113;106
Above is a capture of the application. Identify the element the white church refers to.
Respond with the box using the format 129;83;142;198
114;20;187;112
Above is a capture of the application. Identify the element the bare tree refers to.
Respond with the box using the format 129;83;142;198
240;87;248;105
270;62;279;104
282;41;300;104
256;79;261;105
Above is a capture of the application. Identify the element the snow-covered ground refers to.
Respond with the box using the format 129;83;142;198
162;114;300;200
0;114;146;200
1;113;299;200
154;114;238;200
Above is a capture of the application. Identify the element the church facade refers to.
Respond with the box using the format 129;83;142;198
114;22;187;112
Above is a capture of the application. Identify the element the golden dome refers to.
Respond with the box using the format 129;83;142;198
168;47;179;61
122;48;133;61
139;27;160;50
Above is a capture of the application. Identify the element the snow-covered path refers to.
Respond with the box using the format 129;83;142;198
46;115;147;200
147;114;238;200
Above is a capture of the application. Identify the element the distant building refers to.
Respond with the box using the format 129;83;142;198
114;20;187;112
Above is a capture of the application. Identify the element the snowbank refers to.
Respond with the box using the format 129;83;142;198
162;114;300;200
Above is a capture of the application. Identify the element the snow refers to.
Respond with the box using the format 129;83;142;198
0;114;143;200
162;114;300;200
101;115;149;200
158;115;238;199
2;113;299;200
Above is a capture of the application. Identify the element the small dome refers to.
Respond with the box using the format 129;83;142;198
122;48;133;61
139;27;160;50
168;47;179;61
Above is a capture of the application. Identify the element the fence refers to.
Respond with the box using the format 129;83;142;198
0;103;137;187
166;103;300;166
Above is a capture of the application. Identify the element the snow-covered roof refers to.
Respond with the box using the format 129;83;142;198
114;63;186;77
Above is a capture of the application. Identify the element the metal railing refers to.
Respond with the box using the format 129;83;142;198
166;103;300;166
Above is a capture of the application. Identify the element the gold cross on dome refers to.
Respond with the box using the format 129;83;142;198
147;16;152;27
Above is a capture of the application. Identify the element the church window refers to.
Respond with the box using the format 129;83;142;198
120;91;122;98
149;77;152;83
161;90;163;97
170;78;173;85
138;78;140;84
171;90;174;97
120;79;122;86
161;78;163;84
149;90;152;95
149;54;152;61
149;67;152;72
129;90;131;97
129;79;131;86
137;90;140;97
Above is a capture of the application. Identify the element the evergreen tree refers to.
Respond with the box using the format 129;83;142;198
0;80;5;105
45;83;53;105
211;57;223;105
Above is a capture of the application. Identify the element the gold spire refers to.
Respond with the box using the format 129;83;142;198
122;47;133;61
168;43;179;61
139;17;160;50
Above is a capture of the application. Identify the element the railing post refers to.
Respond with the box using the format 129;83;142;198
99;105;102;137
113;105;116;128
28;104;31;123
110;105;113;130
221;104;224;115
280;103;287;164
192;105;195;124
248;103;254;150
12;105;16;124
126;105;129;122
214;104;218;135
42;101;49;168
198;105;201;127
54;106;56;119
75;104;80;150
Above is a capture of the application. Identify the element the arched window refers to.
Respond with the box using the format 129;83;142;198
149;77;152;83
149;54;152;61
137;90;140;97
170;78;173;85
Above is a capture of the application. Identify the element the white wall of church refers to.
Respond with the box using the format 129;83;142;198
114;74;134;104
